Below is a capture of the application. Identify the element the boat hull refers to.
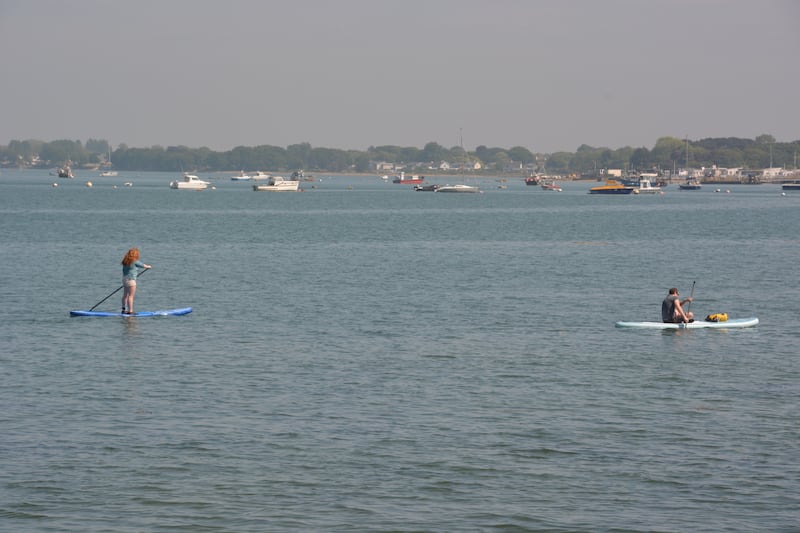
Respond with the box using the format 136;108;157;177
170;183;208;190
679;179;703;190
252;181;299;191
392;172;424;184
589;188;634;194
436;184;479;193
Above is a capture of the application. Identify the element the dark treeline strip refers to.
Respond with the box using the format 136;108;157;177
3;135;797;174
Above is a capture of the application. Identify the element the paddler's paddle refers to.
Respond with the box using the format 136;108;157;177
686;280;695;312
89;268;149;311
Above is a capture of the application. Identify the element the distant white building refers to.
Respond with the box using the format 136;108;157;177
704;166;742;178
761;167;785;179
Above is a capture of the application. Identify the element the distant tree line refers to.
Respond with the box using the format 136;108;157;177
2;135;797;174
547;134;798;175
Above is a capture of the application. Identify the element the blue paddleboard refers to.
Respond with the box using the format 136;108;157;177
70;307;193;317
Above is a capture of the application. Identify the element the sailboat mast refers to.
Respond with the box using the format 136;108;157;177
460;128;465;178
684;136;690;178
770;142;773;168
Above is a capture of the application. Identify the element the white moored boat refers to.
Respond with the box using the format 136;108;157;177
252;175;300;191
170;173;210;190
541;180;562;191
57;164;74;178
436;184;480;193
634;179;662;194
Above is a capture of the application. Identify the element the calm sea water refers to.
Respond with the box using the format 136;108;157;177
1;169;798;532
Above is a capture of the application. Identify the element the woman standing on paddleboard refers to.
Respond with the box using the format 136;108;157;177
121;248;151;314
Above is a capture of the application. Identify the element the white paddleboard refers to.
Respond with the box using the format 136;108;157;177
615;317;759;329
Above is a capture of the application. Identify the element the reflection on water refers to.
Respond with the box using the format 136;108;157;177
122;316;140;336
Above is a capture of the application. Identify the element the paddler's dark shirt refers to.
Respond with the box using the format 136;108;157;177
662;294;679;322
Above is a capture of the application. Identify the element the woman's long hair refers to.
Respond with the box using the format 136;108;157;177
121;247;140;266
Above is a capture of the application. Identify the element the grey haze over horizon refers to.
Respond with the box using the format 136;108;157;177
1;0;798;154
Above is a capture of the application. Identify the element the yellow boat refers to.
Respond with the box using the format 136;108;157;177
589;180;636;195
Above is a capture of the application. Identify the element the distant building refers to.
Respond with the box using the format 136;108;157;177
761;167;785;179
704;165;742;178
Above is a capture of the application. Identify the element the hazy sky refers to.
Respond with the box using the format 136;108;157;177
1;0;798;153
